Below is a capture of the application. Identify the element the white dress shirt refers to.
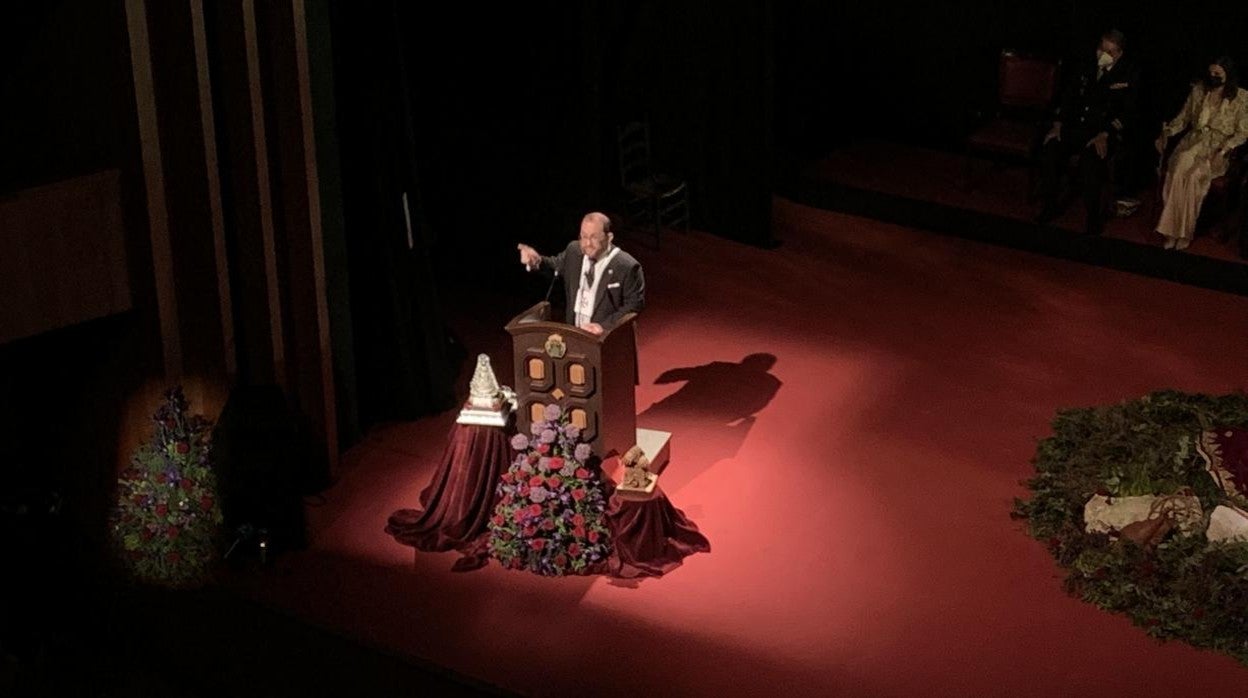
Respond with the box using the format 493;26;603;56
574;246;620;328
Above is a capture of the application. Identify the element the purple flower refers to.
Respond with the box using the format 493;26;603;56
564;425;581;441
540;429;557;444
560;463;577;478
574;443;592;463
544;404;562;421
510;434;530;451
530;421;544;436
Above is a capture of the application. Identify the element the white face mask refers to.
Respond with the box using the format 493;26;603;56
1097;50;1114;68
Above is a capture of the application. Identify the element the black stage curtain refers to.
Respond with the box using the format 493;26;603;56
324;0;457;430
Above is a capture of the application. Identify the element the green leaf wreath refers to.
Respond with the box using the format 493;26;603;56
110;387;224;588
1013;390;1248;664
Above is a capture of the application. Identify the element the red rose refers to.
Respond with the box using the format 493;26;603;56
200;496;214;511
175;441;190;455
538;444;550;455
575;468;590;479
588;530;600;543
523;525;537;537
512;509;526;523
166;551;182;564
546;476;561;489
166;526;180;540
528;454;540;464
529;539;546;551
573;527;586;539
141;528;154;541
155;473;168;484
529;475;545;487
568;543;581;557
572;489;587;502
180;478;195;491
572;514;585;527
501;472;514;483
529;503;542;516
492;514;505;527
542;519;556;531
549;457;564;470
502;494;514;505
554;554;568;568
155;504;169;517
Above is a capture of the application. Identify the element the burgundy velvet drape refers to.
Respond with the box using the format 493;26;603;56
606;488;710;579
385;423;510;552
387;422;709;577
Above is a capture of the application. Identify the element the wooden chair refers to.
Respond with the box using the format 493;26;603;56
616;120;689;249
965;50;1060;198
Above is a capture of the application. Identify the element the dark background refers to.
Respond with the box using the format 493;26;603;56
5;1;1245;271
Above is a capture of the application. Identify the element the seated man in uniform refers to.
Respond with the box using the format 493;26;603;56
1035;29;1139;235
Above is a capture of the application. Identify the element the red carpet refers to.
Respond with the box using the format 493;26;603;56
228;198;1248;696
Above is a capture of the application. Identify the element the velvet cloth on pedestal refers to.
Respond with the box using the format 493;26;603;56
385;423;510;552
387;421;710;577
605;486;710;579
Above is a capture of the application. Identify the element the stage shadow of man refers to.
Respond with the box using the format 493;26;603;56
637;353;781;491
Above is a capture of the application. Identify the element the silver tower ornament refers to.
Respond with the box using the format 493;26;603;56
457;354;515;426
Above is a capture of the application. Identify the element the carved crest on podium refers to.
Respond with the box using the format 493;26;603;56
544;333;567;359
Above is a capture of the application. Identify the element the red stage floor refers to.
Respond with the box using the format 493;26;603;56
808;139;1248;264
229;199;1248;696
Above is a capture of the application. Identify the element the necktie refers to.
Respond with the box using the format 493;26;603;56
584;265;595;289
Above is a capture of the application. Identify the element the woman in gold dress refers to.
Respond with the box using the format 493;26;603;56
1155;57;1248;250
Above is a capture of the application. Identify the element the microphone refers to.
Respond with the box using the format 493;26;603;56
543;268;560;304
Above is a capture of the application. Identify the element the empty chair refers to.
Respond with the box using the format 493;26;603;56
617;120;689;248
965;50;1061;197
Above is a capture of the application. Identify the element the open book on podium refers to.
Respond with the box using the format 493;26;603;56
505;302;668;496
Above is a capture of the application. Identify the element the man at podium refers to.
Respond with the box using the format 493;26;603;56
516;212;645;336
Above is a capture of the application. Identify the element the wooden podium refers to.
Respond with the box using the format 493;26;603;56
505;302;639;459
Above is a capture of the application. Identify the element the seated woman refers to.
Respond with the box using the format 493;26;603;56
1155;57;1248;250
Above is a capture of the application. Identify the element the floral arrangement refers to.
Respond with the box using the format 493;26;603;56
488;404;613;575
110;387;224;588
1013;390;1248;665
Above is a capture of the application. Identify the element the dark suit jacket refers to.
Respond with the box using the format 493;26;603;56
1053;55;1140;143
540;241;645;330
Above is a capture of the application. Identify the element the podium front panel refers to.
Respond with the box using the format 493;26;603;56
507;310;637;459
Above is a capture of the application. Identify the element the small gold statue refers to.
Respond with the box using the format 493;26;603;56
620;445;655;491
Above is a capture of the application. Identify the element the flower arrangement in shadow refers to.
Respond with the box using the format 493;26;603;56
110;387;224;588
